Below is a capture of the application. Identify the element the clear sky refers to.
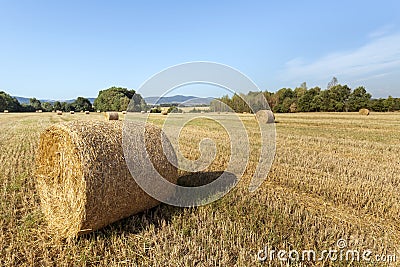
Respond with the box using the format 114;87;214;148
0;0;399;99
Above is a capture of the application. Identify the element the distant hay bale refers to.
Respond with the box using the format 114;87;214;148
122;111;127;115
140;111;145;114
56;111;62;115
161;111;168;115
35;121;178;238
243;112;248;114
38;110;43;113
4;110;9;113
105;111;119;121
359;108;370;115
97;110;101;113
85;111;90;115
256;110;275;124
70;111;75;114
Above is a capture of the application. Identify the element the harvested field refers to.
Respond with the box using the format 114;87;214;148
0;112;399;266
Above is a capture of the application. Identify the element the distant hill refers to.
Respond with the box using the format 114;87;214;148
13;96;96;105
144;95;214;106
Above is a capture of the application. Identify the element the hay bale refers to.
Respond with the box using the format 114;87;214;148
56;110;62;115
105;111;119;121
70;111;75;114
122;111;127;115
161;111;168;115
97;110;101;113
140;111;145;114
35;121;178;238
38;110;43;113
359;108;370;115
256;110;275;124
4;110;9;113
85;111;90;115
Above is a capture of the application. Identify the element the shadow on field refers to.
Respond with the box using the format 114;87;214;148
79;171;237;239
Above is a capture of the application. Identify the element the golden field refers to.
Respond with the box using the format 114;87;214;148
0;112;399;266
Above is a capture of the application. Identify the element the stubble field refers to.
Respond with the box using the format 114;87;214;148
0;112;399;266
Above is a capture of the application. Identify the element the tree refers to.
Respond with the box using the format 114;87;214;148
29;98;42;110
370;98;385;112
347;86;372;112
0;91;22;112
42;102;53;112
72;97;93;112
61;102;72;112
53;101;62;111
273;88;295;113
384;96;395;112
329;84;351;111
327;77;338;89
127;93;147;112
94;87;144;112
167;106;183;113
298;87;321;112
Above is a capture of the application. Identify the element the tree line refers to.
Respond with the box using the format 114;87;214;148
0;87;146;112
211;79;400;113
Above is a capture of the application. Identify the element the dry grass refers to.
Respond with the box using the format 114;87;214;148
0;112;399;266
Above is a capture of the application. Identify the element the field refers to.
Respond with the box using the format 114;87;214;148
0;112;399;266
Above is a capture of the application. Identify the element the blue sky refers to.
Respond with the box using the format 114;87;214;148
0;0;399;99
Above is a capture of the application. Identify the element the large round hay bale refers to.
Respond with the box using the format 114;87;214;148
56;110;62;115
4;110;9;113
256;110;275;123
105;111;119;121
359;108;370;115
35;121;178;238
70;111;75;114
85;111;90;115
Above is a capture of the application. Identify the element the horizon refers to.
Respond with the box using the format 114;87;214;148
1;1;399;99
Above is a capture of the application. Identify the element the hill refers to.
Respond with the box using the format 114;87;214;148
144;95;214;106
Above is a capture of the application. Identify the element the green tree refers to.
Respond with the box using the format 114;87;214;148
53;101;62;111
347;86;372;112
94;87;144;112
273;88;295;113
127;93;147;112
61;102;72;112
72;97;93;112
384;96;396;112
298;87;321;112
329;84;351;111
0;91;22;112
370;98;385;112
167;106;183;113
41;102;53;112
29;98;42;110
